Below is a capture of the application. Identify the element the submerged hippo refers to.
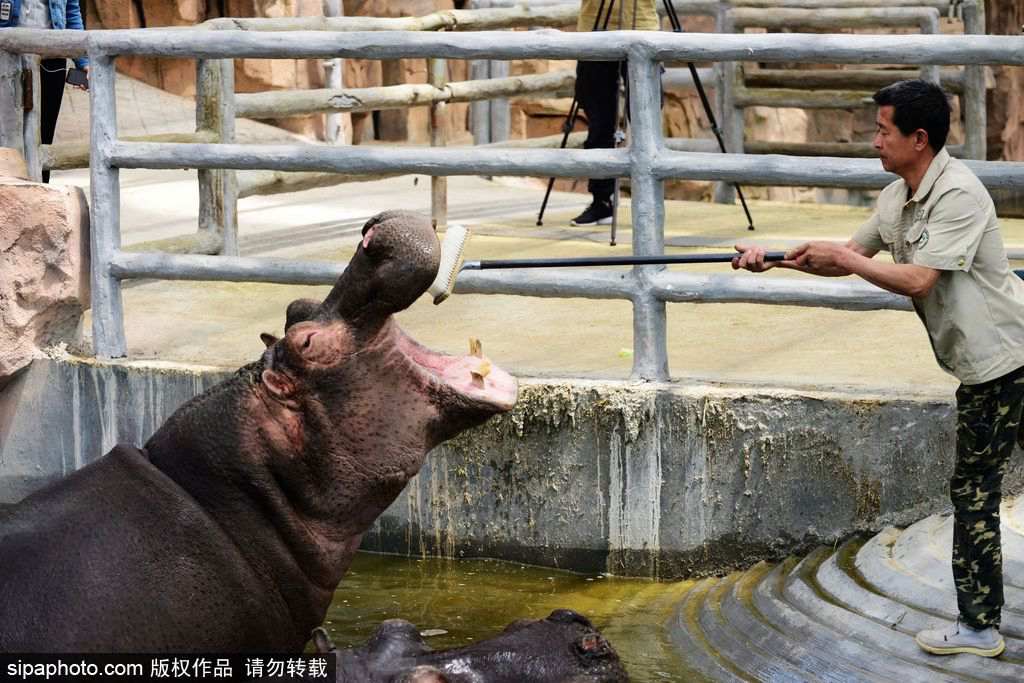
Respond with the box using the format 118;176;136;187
0;210;518;653
328;609;629;682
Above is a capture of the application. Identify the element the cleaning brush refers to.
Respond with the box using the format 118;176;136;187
427;224;471;305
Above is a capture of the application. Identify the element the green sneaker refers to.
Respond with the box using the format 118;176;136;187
915;619;1005;657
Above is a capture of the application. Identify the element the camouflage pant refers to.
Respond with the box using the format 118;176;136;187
951;364;1024;629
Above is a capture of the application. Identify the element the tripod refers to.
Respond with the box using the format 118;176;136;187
535;0;756;232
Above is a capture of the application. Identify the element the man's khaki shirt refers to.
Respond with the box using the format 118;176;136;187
852;147;1024;385
578;0;659;32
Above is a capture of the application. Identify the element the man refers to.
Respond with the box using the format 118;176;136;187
570;0;659;226
0;0;89;183
734;79;1024;659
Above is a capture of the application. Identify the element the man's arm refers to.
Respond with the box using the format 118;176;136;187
789;240;940;298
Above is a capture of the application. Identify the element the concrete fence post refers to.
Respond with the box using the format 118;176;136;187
713;3;741;205
962;0;986;160
0;50;24;156
21;54;41;181
322;0;346;144
89;52;127;359
628;47;669;382
488;59;511;143
429;57;448;228
196;58;238;256
469;59;492;144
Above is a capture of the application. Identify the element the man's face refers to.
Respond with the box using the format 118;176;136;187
873;105;927;175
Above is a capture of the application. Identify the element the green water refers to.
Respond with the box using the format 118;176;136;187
320;552;708;682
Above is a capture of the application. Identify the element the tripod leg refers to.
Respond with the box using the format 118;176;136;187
664;0;755;231
536;98;581;226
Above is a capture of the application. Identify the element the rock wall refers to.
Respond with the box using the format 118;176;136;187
0;154;89;389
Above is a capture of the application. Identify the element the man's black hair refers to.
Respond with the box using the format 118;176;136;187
872;79;951;153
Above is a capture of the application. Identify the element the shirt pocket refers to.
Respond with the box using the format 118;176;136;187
903;219;927;261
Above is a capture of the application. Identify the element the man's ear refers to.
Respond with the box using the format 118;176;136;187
262;369;299;408
260;332;279;348
914;129;930;151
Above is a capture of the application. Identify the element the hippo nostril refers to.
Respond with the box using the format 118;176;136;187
302;332;315;350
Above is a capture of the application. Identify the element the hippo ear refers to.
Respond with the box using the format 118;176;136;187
261;369;298;407
285;298;321;330
260;333;279;348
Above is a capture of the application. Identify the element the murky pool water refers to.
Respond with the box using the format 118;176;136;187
320;552;708;682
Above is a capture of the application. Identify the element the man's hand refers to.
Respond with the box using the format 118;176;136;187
71;65;89;92
732;243;797;272
788;241;854;277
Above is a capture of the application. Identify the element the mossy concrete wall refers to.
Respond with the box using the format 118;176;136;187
4;357;1020;578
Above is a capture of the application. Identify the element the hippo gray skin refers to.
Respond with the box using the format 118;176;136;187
327;609;629;683
0;210;518;653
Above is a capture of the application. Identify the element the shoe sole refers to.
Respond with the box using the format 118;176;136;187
570;217;613;226
915;635;1006;658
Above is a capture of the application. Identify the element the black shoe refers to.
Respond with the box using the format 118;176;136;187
570;200;613;226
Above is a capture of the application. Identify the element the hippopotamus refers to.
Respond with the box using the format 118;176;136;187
324;609;629;682
0;210;517;653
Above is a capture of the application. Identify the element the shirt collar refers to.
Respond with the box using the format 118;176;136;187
905;147;950;207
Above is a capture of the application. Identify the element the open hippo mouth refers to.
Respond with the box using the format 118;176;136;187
394;326;518;412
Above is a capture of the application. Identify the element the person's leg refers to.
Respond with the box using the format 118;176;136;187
951;370;1024;627
917;365;1024;657
571;60;620;225
580;60;619;202
39;59;68;184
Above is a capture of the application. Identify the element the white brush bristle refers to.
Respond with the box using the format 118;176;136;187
428;224;470;305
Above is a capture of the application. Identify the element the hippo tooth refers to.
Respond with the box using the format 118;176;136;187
469;337;483;358
471;360;491;386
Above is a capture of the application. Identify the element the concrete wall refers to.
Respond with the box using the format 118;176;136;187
3;357;1020;578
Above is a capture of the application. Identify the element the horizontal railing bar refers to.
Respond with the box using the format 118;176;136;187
734;88;877;109
650;271;913;311
235;69;575;118
109;249;924;312
108;142;632;178
731;0;953;8
107;141;1024;190
202;5;578;32
4;29;1024;66
109;250;640;299
654;151;1024;190
110;251;345;285
454;269;639;300
41;131;219;171
742;67;965;93
730;7;939;31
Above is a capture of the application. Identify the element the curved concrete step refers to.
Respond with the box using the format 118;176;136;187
856;526;1024;636
718;561;884;682
781;548;968;683
697;572;811;682
893;513;1024;592
817;538;1024;676
667;577;747;682
667;496;1024;681
752;554;963;683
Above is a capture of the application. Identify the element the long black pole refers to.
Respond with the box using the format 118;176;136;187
464;252;787;269
536;0;618;226
662;0;756;231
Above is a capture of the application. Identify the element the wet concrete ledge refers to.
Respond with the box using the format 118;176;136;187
3;356;1020;579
